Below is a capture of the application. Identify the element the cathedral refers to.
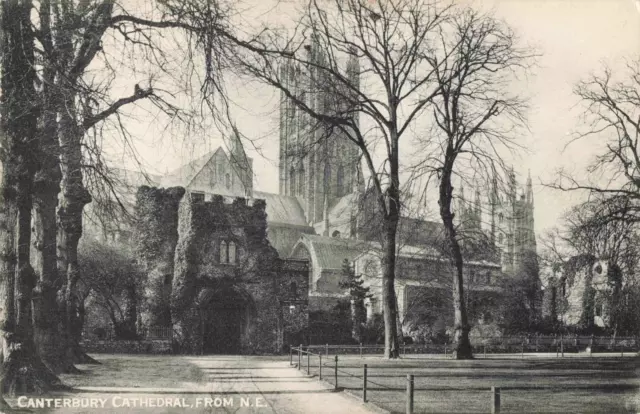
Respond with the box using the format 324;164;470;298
124;39;538;353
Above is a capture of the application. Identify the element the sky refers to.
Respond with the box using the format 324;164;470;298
116;0;640;238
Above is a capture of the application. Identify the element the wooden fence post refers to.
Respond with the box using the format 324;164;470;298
491;386;501;414
560;335;564;357
521;339;524;359
319;354;322;380
444;343;447;358
326;343;329;356
298;344;302;370
334;355;339;390
363;364;368;403
289;346;293;366
307;351;310;375
406;375;414;414
360;343;363;358
483;345;486;358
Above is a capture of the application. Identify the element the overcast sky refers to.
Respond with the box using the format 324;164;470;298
119;0;640;238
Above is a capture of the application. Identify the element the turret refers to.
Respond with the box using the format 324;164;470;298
490;173;498;246
346;47;360;92
508;167;516;204
526;169;534;205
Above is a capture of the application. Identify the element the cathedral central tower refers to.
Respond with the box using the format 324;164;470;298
278;37;362;226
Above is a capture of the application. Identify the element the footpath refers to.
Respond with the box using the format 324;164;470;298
5;356;379;414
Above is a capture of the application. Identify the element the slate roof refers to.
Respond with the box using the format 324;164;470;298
253;191;309;227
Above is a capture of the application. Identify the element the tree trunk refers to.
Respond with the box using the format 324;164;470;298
30;0;76;375
0;172;18;409
57;95;95;366
381;138;401;359
0;0;65;395
32;81;74;376
439;162;473;360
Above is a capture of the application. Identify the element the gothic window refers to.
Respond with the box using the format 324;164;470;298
337;165;344;196
298;168;305;196
309;154;315;192
290;168;296;196
225;173;231;188
498;213;504;223
220;241;228;263
290;282;298;297
191;191;205;203
228;241;237;264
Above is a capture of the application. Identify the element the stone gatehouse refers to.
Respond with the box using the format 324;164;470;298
135;186;309;354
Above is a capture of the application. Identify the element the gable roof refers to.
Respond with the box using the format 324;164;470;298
160;148;225;188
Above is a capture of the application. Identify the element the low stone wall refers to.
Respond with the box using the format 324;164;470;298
80;339;172;354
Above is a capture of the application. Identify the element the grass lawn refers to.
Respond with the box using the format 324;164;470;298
60;354;205;389
302;355;640;413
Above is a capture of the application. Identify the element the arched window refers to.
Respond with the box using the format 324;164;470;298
228;241;237;264
290;168;296;196
336;165;344;196
298;168;305;196
323;163;331;193
225;173;231;188
220;241;228;263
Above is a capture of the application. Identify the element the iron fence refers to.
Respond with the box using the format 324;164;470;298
301;335;639;356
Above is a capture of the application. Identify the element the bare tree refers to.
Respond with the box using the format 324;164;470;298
27;0;263;375
553;60;640;222
232;0;458;359
0;0;278;390
0;0;65;394
417;9;536;358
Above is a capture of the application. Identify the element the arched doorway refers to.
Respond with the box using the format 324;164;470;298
197;286;256;354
